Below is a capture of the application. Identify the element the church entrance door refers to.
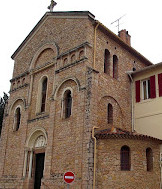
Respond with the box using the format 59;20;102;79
34;153;45;189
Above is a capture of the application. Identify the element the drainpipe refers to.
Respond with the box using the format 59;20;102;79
160;146;162;189
160;162;162;189
127;72;135;132
92;126;99;189
93;22;100;69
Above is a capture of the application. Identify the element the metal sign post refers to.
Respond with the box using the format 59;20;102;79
67;184;70;189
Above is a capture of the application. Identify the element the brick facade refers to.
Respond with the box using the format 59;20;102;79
0;11;161;189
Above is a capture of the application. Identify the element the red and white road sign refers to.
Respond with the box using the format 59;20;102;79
64;171;75;184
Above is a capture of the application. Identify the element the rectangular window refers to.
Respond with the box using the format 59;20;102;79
121;146;130;171
135;75;156;103
142;79;150;100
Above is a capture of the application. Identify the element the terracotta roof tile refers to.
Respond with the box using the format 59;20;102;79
95;127;162;142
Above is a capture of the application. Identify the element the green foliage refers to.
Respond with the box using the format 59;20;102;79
0;92;8;136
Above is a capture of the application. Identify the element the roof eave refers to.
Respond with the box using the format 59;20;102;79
128;61;162;77
95;133;162;142
95;20;153;66
11;12;48;60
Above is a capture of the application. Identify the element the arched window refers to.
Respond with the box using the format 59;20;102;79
17;80;20;87
64;90;72;118
79;50;84;59
104;49;110;74
41;77;48;112
146;148;153;171
14;107;21;131
71;54;76;63
107;103;113;124
22;78;25;85
12;82;15;90
63;58;68;66
120;145;130;171
113;55;118;79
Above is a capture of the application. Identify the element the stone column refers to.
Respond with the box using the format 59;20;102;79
28;149;33;178
23;149;28;177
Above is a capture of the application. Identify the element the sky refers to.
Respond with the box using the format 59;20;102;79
0;0;162;97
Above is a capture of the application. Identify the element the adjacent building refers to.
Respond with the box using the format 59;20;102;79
130;62;162;140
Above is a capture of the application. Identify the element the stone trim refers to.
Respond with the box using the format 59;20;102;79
29;42;91;75
52;76;85;101
9;83;29;93
9;97;27;114
30;62;55;75
10;71;29;82
1;175;17;178
27;114;49;123
29;43;59;70
55;57;88;73
57;41;92;59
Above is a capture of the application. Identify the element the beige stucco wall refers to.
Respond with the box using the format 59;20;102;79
133;65;162;139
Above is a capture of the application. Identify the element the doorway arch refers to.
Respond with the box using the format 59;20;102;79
23;127;47;189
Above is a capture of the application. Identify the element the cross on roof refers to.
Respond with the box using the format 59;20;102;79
48;0;57;12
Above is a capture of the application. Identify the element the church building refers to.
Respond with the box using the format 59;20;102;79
0;2;162;189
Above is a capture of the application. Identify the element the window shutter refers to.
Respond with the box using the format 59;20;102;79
135;80;140;102
158;73;162;97
150;75;156;98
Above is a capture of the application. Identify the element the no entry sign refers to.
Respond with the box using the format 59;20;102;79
64;171;75;184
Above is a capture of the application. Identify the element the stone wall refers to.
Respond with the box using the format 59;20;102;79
96;138;161;189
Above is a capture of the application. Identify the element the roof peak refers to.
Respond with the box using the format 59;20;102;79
11;11;95;59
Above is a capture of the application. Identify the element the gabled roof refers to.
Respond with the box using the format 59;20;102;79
95;127;162;142
95;21;152;66
11;11;95;59
11;11;152;67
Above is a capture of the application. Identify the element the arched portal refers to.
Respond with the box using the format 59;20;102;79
23;127;47;189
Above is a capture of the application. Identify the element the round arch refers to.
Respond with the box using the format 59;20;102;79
29;42;59;70
25;127;48;149
23;127;47;179
98;95;124;129
99;95;124;117
9;97;26;115
53;77;81;100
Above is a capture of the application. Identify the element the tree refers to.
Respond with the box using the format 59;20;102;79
0;92;8;136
